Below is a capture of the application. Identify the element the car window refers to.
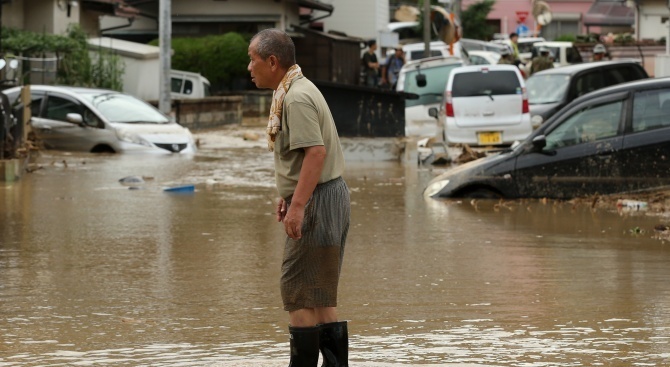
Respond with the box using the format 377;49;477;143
409;50;443;60
171;77;183;93
184;80;193;95
45;96;81;122
403;63;462;108
518;42;537;54
575;71;604;97
605;66;644;87
469;55;489;65
566;47;582;63
545;100;623;150
632;88;670;132
451;70;521;97
527;74;570;104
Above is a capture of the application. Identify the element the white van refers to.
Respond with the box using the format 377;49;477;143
396;56;464;138
170;70;212;99
399;41;465;62
440;64;532;146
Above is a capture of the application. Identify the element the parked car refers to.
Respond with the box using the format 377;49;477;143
170;69;211;99
400;41;466;62
460;38;508;54
529;41;583;67
467;50;502;65
437;64;532;146
492;36;545;63
396;56;464;137
2;85;196;154
527;60;648;128
424;77;670;199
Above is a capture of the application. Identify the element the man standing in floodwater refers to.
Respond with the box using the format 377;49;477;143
248;28;351;367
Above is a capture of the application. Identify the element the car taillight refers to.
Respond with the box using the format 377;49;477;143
445;91;454;117
522;87;529;114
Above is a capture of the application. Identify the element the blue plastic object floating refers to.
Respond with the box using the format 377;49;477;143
163;184;195;193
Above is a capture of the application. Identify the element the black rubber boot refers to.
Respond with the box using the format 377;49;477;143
288;325;320;367
318;321;349;367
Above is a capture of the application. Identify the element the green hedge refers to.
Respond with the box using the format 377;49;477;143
1;25;123;90
150;32;249;93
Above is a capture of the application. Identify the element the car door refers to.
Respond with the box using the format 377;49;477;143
31;93;103;151
618;87;670;192
513;93;628;199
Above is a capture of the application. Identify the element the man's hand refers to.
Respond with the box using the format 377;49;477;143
283;203;305;240
276;198;287;222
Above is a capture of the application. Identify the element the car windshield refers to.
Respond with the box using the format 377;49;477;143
403;63;462;107
527;74;570;104
80;92;170;124
451;70;520;97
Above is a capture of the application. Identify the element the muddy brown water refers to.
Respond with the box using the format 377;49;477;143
2;132;670;366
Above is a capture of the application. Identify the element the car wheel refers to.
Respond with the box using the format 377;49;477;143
464;188;502;199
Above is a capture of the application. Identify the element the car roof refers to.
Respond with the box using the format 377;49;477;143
401;55;462;69
533;41;573;47
531;60;644;77
574;76;670;101
451;64;521;73
4;84;117;96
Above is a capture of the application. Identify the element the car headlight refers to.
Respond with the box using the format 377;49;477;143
116;129;153;147
424;179;450;198
531;115;544;128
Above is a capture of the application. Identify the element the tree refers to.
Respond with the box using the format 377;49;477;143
460;0;495;40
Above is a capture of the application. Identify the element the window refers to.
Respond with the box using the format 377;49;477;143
575;71;604;97
171;77;183;93
452;70;521;97
402;63;462;108
545;100;623;150
632;88;670;132
30;93;45;117
183;80;193;95
469;55;490;65
566;47;582;63
45;96;81;122
409;50;442;60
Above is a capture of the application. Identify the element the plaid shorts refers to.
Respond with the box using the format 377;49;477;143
280;177;350;312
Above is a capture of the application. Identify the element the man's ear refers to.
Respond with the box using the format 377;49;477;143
269;55;279;70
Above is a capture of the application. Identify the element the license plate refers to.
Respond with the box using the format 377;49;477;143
477;132;502;145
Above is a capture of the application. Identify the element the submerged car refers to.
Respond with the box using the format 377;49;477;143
2;85;196;154
424;77;670;199
526;60;648;128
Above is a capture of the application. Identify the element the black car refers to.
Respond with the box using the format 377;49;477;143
526;60;648;128
424;77;670;199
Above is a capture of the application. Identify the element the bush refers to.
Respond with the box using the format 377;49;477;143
555;34;576;42
151;32;249;93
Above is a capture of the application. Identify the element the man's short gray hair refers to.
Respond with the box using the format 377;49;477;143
251;29;296;69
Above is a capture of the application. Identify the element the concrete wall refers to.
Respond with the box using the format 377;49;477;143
638;0;670;41
148;96;244;131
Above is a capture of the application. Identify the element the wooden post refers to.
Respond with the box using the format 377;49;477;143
21;85;31;143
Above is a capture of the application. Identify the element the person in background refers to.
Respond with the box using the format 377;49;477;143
530;47;554;75
381;45;404;90
509;32;521;64
498;46;515;65
362;40;380;87
592;44;608;62
247;28;351;367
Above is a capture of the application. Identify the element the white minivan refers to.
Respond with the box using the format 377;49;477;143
440;64;532;146
396;56;464;138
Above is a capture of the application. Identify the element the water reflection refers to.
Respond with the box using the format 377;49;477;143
1;145;670;366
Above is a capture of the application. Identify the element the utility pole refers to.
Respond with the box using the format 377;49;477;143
423;0;431;58
158;0;171;115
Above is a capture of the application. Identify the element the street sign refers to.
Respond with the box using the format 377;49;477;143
516;11;529;23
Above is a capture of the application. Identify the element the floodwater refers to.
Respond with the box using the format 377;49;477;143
2;128;670;366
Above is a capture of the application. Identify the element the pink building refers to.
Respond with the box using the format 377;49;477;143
461;0;634;40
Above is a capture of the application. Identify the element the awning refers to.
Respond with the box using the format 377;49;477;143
298;0;333;13
82;0;141;18
583;0;634;27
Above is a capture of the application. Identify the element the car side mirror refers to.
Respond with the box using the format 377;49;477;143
415;74;426;87
428;107;439;119
66;113;84;126
531;134;547;150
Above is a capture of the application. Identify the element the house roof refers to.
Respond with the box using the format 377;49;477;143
82;0;141;18
583;0;635;27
